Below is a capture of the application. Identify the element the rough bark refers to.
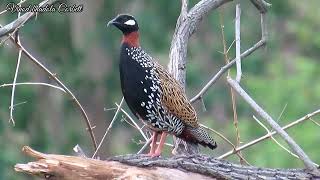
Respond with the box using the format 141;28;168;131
169;0;233;156
15;146;319;180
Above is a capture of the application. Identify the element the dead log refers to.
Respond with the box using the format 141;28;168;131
14;146;319;179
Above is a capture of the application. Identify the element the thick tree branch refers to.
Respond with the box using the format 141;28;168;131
15;146;319;180
169;0;232;84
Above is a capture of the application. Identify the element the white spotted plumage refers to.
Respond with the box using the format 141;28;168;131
124;46;185;134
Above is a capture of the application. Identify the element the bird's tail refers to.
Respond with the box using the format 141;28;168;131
179;126;217;150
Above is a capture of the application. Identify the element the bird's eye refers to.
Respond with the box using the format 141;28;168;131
124;19;136;26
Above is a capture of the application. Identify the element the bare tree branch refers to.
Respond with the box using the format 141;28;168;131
8;6;23;126
115;103;148;141
175;0;188;28
227;77;319;173
218;109;320;163
0;82;67;93
5;35;98;151
137;138;152;154
169;0;232;84
190;39;266;103
0;0;59;38
253;115;301;162
190;3;269;104
92;97;124;158
190;2;269;104
0;0;98;151
310;118;320;128
260;13;268;40
169;0;233;155
219;9;244;164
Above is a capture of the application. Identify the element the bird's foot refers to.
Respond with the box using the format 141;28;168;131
151;150;162;157
147;151;161;157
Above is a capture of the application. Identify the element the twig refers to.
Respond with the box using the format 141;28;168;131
0;82;66;93
252;116;300;160
121;116;138;130
226;77;318;172
190;39;266;103
8;49;21;126
310;118;320;128
8;3;23;126
218;109;320;163
226;39;235;54
219;9;243;164
9;101;27;109
198;97;206;112
276;103;288;121
115;103;148;141
92;97;124;158
235;4;241;82
137;138;152;154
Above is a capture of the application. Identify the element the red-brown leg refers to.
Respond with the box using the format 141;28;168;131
153;132;167;157
147;131;158;156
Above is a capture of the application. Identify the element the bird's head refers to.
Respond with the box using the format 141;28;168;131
107;14;139;35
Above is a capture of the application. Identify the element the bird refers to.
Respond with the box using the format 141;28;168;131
107;14;217;157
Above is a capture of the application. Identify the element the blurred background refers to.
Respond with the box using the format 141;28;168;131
1;0;320;179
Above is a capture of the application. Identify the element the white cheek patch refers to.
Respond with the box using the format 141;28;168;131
124;19;136;26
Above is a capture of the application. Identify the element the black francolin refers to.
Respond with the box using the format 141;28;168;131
107;14;217;157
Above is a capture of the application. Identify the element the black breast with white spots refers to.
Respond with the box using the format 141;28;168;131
119;43;185;135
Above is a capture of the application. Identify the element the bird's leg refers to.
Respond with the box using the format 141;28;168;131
147;131;158;156
153;132;167;157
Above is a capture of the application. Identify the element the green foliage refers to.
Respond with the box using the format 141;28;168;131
0;0;320;179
